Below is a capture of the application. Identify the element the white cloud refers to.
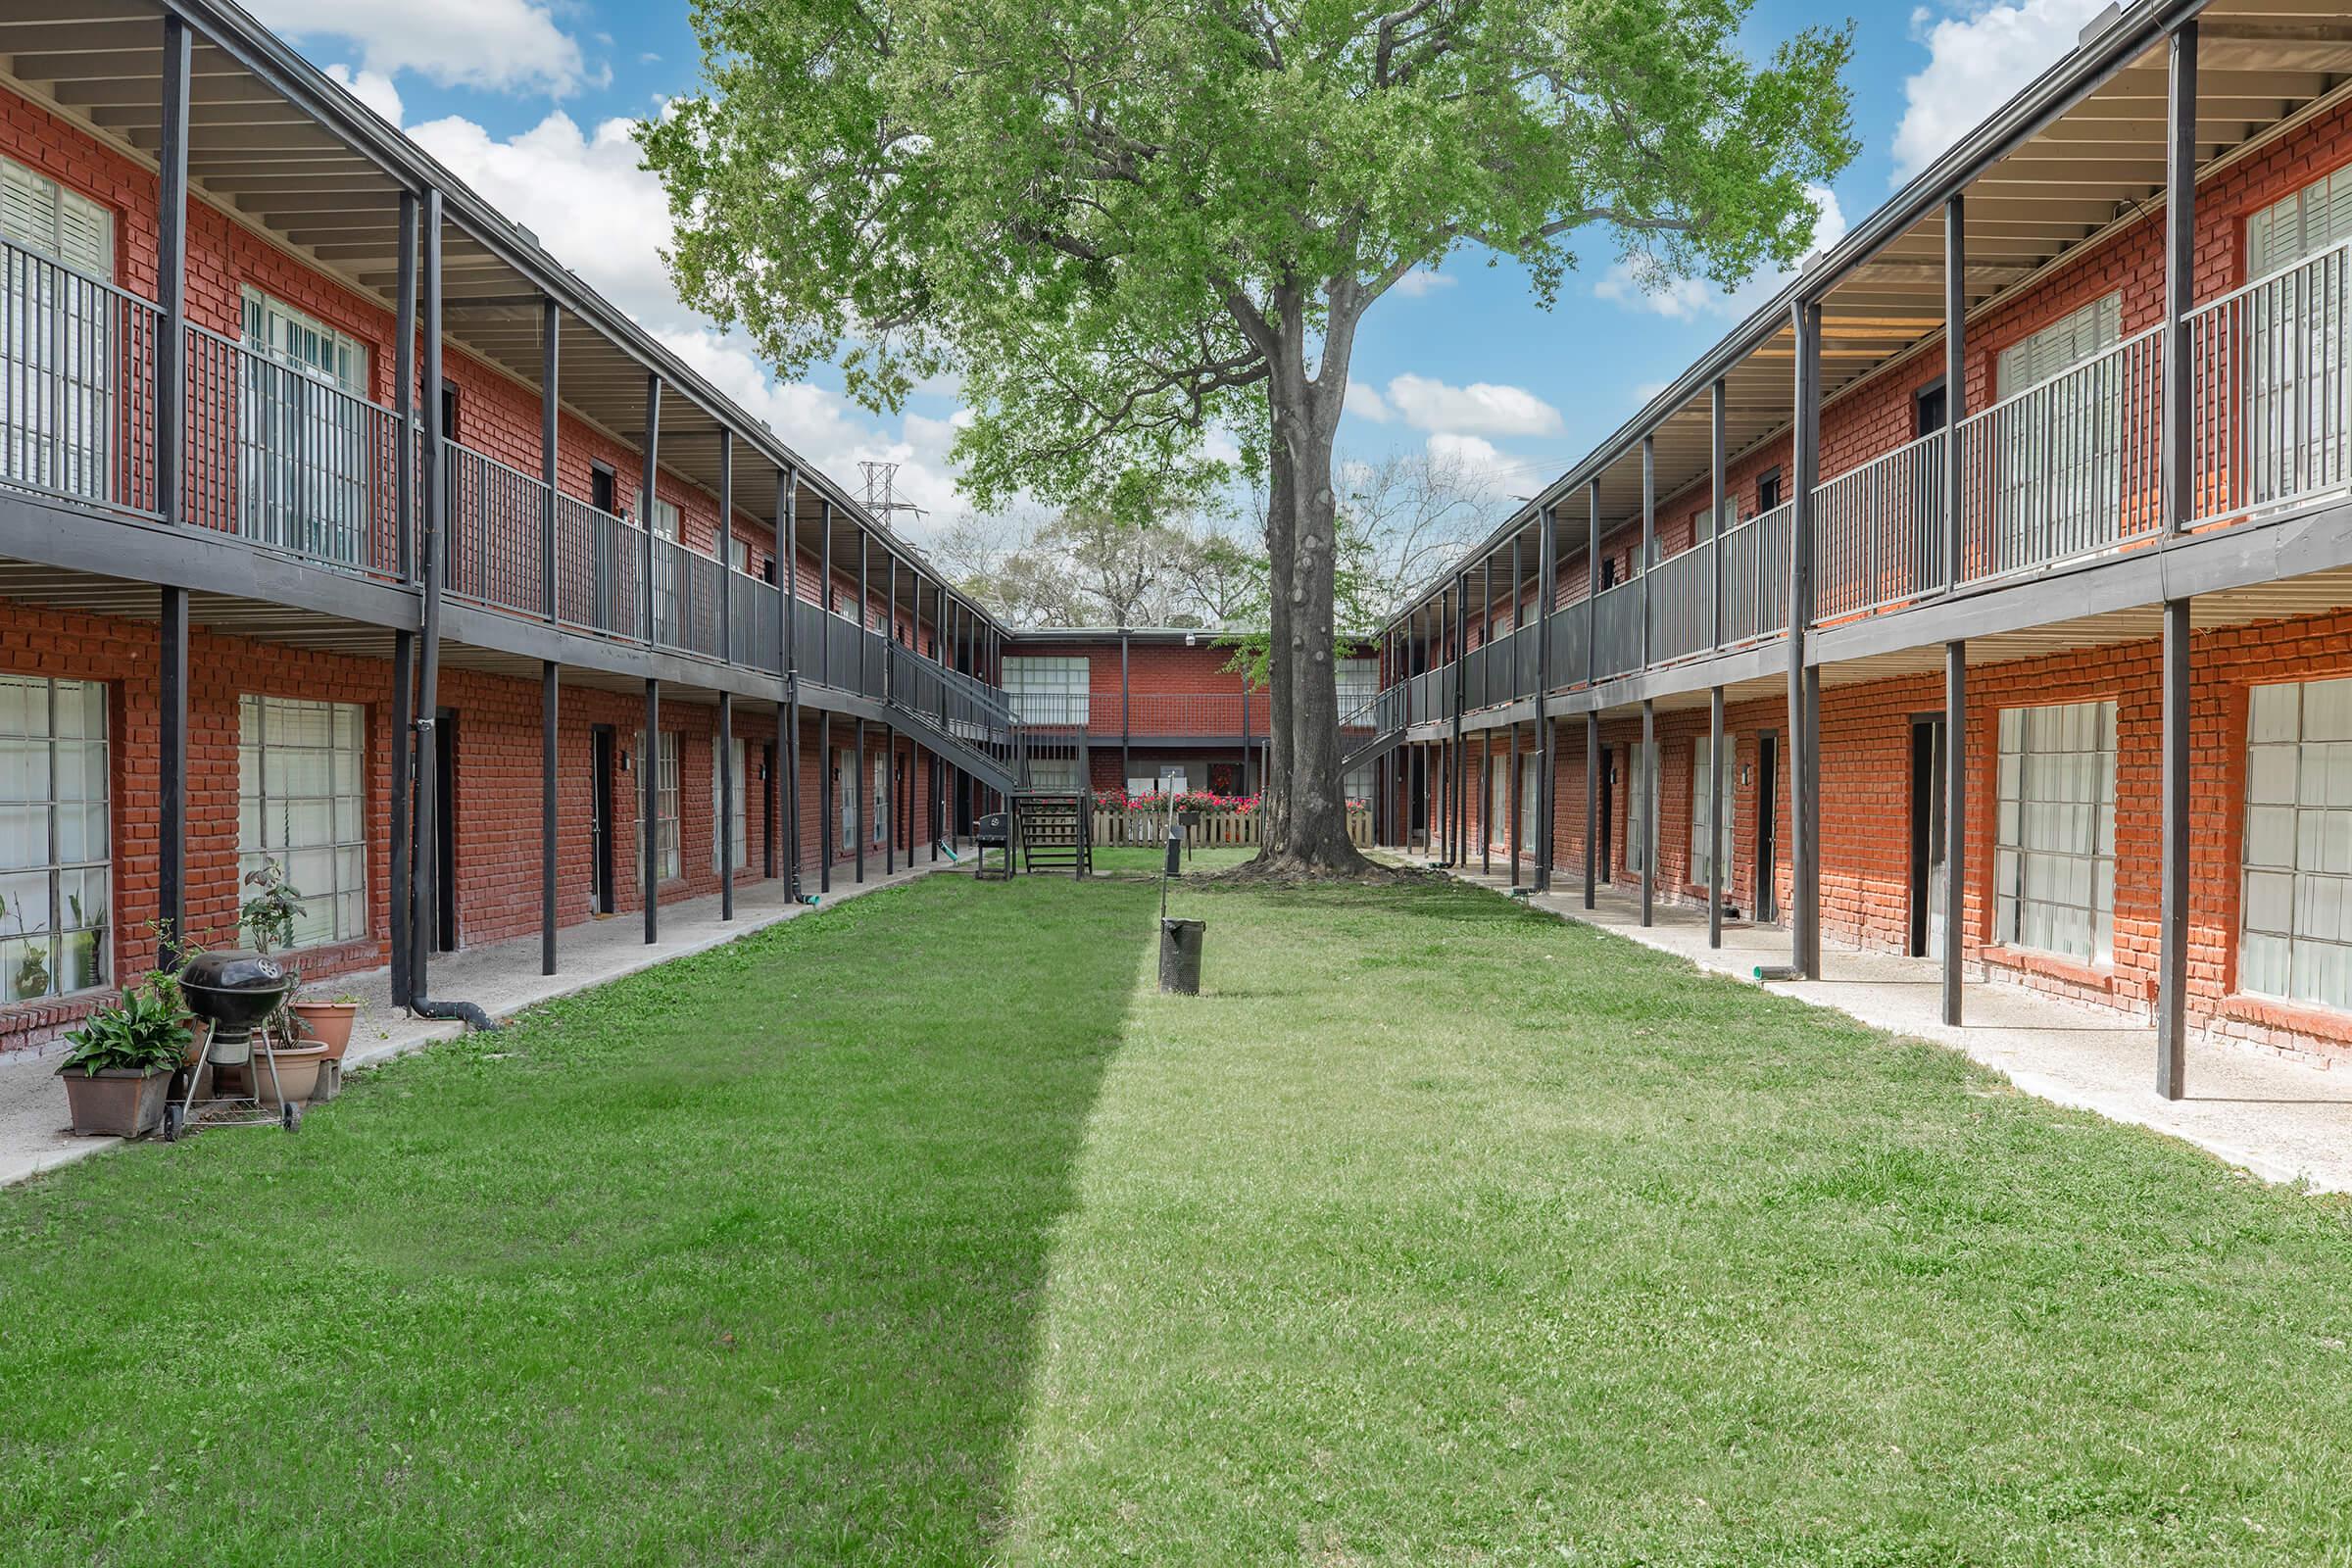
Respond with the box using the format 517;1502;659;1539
1634;379;1671;403
1389;267;1457;299
1384;374;1564;439
654;330;972;538
247;0;592;97
323;65;403;127
1346;378;1394;423
394;106;990;533
407;111;678;326
1593;184;1847;321
1893;0;2111;182
1423;432;1532;492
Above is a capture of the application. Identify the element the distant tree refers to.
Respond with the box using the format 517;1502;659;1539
644;0;1856;874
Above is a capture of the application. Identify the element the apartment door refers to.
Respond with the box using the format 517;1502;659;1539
1754;731;1780;924
836;747;857;851
1909;715;1949;959
433;706;459;952
590;726;616;914
1597;750;1615;882
1915;380;1947;592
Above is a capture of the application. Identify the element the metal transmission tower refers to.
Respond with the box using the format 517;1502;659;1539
859;461;926;527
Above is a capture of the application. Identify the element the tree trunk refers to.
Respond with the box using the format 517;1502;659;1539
1250;321;1369;876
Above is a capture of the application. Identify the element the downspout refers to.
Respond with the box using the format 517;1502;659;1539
407;185;498;1032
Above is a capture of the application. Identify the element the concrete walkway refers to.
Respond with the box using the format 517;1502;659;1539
1431;859;2352;1196
0;856;955;1191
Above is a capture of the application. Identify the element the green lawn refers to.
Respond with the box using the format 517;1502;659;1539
5;868;2352;1563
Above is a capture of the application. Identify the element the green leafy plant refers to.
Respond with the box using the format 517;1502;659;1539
240;861;308;956
60;983;192;1076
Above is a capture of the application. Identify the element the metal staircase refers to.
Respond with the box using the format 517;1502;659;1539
1015;790;1091;877
881;642;1028;797
1339;690;1405;771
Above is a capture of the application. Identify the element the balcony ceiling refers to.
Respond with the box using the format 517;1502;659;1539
1408;0;2352;636
0;0;975;624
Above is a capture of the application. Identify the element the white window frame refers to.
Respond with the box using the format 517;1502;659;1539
2242;168;2352;509
238;286;373;566
238;694;368;948
1627;742;1654;880
2;153;116;506
0;675;110;1002
871;748;891;846
1690;733;1730;889
1994;700;2117;965
2241;677;2352;1012
1993;293;2125;574
712;736;749;873
1003;656;1090;727
637;729;680;882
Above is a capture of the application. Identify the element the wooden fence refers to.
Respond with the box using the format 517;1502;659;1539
1091;808;1373;850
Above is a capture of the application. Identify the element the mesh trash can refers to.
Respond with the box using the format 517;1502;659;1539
1158;918;1205;995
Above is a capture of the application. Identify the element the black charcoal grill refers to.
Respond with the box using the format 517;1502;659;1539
168;949;301;1138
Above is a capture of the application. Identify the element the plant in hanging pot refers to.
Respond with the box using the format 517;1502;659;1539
237;862;329;1106
55;983;192;1138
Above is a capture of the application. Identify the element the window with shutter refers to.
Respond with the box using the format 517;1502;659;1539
1;154;117;505
2240;168;2352;509
1991;293;2124;573
238;287;372;565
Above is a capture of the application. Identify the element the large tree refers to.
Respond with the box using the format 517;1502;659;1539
641;0;1855;874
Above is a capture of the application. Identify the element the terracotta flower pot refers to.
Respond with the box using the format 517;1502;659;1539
288;1000;360;1062
247;1043;331;1107
57;1065;174;1139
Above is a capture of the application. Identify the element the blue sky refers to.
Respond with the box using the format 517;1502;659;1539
245;0;2114;535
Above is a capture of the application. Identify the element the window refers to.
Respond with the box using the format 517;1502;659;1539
238;695;367;948
0;676;108;1001
1337;659;1379;717
1004;656;1090;726
712;737;748;872
240;288;373;566
589;463;616;514
1994;701;2116;964
649;497;682;644
871;749;890;846
1627;743;1653;879
1690;734;1730;888
1756;468;1782;513
833;746;858;847
2243;168;2352;508
1993;293;2124;569
2241;678;2352;1011
1519;751;1539;854
637;729;680;882
1027;754;1084;792
2;154;116;505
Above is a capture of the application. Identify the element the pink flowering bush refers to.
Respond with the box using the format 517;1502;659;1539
1100;788;1261;814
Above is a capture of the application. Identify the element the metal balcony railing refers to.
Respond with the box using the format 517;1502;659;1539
2186;232;2352;526
1;239;160;517
1812;428;1944;620
184;319;405;577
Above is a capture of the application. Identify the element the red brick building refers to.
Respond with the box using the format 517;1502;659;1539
1359;5;2352;1088
1000;627;1378;801
0;8;1025;1052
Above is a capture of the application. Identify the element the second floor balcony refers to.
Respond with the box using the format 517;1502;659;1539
1372;230;2352;734
0;234;999;716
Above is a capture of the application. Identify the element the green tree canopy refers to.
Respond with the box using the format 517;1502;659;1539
642;0;1854;870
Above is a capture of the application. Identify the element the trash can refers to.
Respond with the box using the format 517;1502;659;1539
1158;918;1205;995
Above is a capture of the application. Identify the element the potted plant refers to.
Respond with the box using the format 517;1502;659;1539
55;982;191;1138
289;991;363;1060
238;862;329;1106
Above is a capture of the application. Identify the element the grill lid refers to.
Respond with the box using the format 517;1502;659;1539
179;950;292;994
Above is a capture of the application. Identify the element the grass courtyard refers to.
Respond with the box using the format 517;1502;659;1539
4;867;2352;1564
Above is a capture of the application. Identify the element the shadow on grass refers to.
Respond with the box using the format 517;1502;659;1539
0;871;1153;1566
